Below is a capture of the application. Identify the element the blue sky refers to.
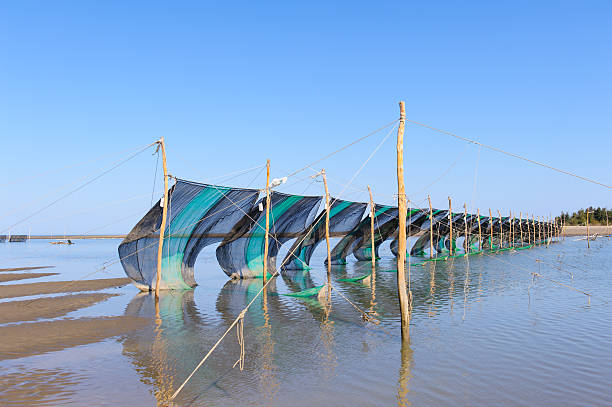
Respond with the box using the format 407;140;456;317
0;1;610;234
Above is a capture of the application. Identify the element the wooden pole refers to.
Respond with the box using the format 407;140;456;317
532;214;536;244
463;204;469;255
497;210;503;249
526;213;531;245
396;101;410;340
510;211;514;248
477;208;482;251
368;186;377;311
538;216;542;244
586;209;590;249
606;210;609;236
448;197;453;255
263;159;271;284
368;186;376;270
428;195;434;258
155;137;169;297
489;209;493;250
519;212;524;245
322;169;332;292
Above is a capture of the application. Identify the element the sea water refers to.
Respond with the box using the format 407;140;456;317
0;238;610;406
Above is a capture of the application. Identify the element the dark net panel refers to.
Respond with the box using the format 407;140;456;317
216;191;321;279
282;199;367;270
390;209;430;256
352;205;399;261
118;179;259;290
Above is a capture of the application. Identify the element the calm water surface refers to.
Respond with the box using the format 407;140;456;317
1;238;611;406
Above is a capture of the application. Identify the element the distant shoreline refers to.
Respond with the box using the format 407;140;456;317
8;226;611;241
28;235;126;240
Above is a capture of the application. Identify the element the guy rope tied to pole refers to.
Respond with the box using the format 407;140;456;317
155;137;169;298
396;101;410;340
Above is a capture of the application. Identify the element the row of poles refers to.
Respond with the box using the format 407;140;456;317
152;102;580;343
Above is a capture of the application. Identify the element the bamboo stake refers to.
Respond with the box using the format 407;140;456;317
368;186;376;270
448;197;453;255
463;204;469;255
428;195;434;258
263;159;271;284
396;101;410;340
510;211;514;248
155;137;169;298
368;186;377;314
532;214;536;244
526;213;531;245
489;209;493;250
586;209;590;249
519;212;524;245
477;208;482;251
606;211;609;236
322;169;332;294
497;209;503;249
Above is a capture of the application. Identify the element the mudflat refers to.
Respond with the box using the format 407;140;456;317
0;316;150;360
0;272;58;283
562;225;610;236
0;278;131;299
0;266;55;272
0;293;117;324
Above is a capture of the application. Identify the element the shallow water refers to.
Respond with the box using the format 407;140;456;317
1;238;611;406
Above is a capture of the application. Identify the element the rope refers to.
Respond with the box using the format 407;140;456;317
232;310;246;370
150;150;160;206
1;142;157;233
170;120;399;400
286;119;399;179
406;119;611;189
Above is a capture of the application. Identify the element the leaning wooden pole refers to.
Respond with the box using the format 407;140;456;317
477;208;482;251
396;101;410;340
263;159;271;284
368;186;376;270
155;137;169;298
428;195;434;258
322;170;332;293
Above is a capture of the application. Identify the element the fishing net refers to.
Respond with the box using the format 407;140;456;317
216;191;321;279
282;198;367;270
118;179;260;290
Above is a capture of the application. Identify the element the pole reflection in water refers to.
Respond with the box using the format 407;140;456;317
428;262;436;317
396;339;413;407
259;291;279;404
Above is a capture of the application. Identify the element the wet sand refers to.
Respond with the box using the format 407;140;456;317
0;316;150;360
0;278;131;299
562;225;610;236
0;293;117;324
0;272;58;283
0;266;55;272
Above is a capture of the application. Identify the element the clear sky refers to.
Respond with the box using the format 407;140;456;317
0;1;610;235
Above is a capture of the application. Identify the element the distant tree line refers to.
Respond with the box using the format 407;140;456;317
556;207;611;226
